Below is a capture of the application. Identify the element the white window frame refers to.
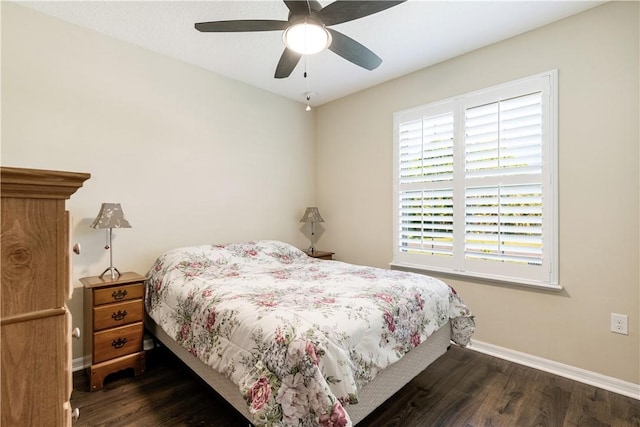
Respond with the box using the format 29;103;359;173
392;70;559;289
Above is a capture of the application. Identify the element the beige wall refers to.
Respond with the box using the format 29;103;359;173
1;2;316;360
316;1;639;384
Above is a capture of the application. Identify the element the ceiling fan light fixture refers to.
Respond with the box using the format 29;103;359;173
283;19;331;55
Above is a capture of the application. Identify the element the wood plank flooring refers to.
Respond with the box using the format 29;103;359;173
71;345;639;426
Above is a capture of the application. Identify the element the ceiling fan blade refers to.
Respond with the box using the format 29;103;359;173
283;1;322;16
195;20;288;32
275;48;302;79
318;1;406;26
327;28;382;71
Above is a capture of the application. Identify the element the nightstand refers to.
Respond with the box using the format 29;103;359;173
304;250;334;260
81;272;146;391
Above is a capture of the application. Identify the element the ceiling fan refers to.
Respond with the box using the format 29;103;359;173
195;1;407;79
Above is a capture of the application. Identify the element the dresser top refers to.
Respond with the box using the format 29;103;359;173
1;166;90;199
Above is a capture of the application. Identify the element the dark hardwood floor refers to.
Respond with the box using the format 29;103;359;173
71;345;639;427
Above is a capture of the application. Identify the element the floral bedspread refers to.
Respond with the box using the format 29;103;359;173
145;240;474;427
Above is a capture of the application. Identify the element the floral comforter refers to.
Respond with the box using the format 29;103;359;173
145;240;474;427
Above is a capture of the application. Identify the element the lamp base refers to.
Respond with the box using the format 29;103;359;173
99;266;122;281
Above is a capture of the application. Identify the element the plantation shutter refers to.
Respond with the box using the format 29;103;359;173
465;93;543;177
398;112;454;256
464;92;544;266
464;184;543;264
392;70;557;287
398;113;454;183
398;189;454;255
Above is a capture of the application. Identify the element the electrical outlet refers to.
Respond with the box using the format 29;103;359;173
611;313;628;335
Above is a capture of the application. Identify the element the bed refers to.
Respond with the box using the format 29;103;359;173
144;240;474;426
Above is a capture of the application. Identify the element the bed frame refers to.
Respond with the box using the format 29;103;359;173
144;317;451;425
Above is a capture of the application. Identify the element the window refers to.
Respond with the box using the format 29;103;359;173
392;71;558;288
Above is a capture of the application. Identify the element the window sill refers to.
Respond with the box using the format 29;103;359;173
389;261;563;292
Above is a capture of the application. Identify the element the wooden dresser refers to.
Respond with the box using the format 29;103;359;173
80;272;146;390
1;167;90;425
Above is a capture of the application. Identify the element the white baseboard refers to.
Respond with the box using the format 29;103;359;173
73;355;91;372
468;339;640;400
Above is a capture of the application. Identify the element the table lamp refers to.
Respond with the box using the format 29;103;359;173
90;203;131;280
299;207;324;254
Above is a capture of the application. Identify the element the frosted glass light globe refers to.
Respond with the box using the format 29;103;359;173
283;20;331;55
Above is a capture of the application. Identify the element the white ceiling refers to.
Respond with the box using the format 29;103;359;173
18;0;603;106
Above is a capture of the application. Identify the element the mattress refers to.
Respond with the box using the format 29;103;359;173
144;240;474;426
145;316;451;425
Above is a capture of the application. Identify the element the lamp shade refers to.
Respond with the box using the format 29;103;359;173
90;203;132;229
299;207;324;223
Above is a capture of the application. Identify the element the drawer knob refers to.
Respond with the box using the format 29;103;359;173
111;289;128;300
73;243;81;255
111;310;127;321
72;327;81;340
72;407;80;421
111;337;128;349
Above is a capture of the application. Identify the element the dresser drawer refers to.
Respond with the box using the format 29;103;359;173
93;299;143;331
93;282;144;306
93;322;143;364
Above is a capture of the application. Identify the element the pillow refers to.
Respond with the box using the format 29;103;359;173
255;240;308;264
216;240;307;265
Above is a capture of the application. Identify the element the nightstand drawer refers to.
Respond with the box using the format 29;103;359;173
93;282;144;306
93;322;143;364
93;299;143;331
